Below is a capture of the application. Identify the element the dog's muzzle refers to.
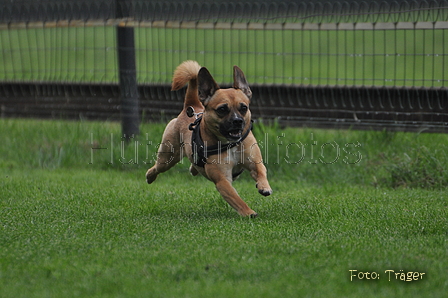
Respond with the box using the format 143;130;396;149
220;117;245;141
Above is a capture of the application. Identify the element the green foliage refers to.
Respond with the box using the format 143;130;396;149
383;145;447;189
1;119;447;189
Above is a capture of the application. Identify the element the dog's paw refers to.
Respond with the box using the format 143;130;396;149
145;168;158;184
146;176;156;184
238;209;258;218
258;188;273;196
256;183;273;196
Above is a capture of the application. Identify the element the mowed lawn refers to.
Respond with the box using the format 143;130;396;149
1;119;447;297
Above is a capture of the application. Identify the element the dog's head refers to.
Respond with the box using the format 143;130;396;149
198;66;252;142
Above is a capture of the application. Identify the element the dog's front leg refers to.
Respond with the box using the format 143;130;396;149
248;162;273;196
205;164;257;217
244;140;273;196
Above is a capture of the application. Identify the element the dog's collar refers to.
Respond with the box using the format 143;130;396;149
188;113;252;168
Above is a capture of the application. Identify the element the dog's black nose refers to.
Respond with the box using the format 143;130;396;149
232;118;244;126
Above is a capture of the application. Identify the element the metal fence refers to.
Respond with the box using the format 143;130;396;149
1;0;447;133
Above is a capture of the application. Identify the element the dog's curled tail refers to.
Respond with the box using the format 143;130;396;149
171;60;201;91
172;60;202;108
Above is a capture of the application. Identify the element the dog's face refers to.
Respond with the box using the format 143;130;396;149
198;66;252;142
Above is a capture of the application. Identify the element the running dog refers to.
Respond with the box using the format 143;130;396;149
146;61;272;217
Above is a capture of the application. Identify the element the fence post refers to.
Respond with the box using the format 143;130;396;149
116;0;139;140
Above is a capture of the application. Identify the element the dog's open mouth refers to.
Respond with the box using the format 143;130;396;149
227;129;243;140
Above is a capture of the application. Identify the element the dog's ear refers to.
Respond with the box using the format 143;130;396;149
233;66;252;100
198;67;220;106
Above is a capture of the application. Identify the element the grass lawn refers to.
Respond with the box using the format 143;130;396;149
1;119;447;297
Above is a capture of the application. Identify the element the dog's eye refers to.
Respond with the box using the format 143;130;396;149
239;104;248;115
216;105;229;116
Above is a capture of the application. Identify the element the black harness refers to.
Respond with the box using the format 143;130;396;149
188;111;252;168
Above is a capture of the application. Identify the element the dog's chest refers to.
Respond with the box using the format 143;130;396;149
225;145;245;165
196;144;244;166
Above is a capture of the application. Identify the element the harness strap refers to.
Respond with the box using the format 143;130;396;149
188;116;252;168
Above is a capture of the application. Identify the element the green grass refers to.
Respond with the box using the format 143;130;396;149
1;27;446;87
1;118;447;297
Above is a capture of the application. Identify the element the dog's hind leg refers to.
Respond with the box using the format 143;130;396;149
146;119;181;184
189;164;199;176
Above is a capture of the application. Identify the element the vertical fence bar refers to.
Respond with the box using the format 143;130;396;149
116;0;139;139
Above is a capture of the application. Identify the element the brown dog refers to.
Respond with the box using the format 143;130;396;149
146;60;272;217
